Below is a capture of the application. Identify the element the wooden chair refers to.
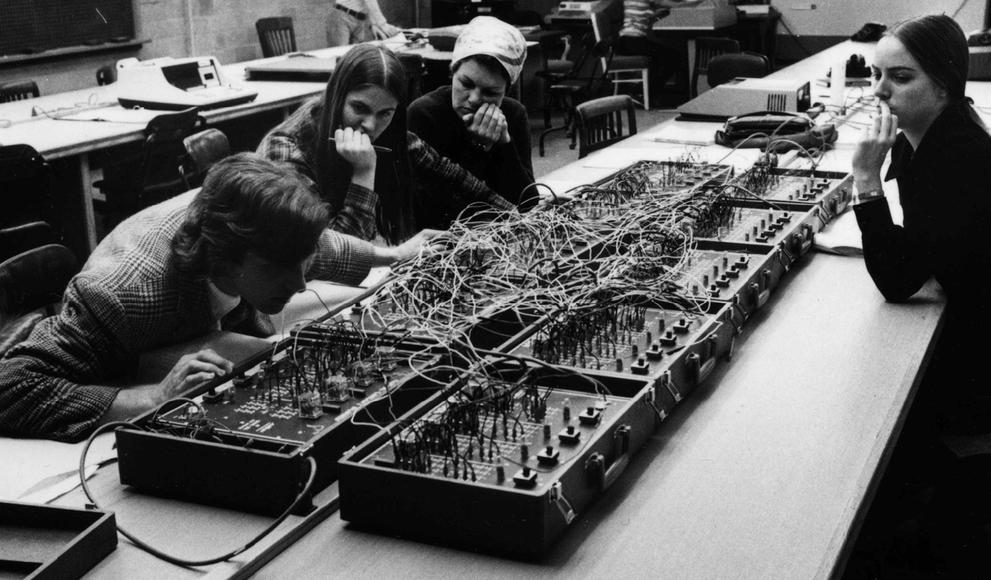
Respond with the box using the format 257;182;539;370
0;144;57;235
590;10;651;110
256;17;297;58
94;108;204;230
0;244;79;357
692;37;741;97
706;52;771;89
0;80;40;103
537;26;610;156
179;128;231;190
574;95;638;159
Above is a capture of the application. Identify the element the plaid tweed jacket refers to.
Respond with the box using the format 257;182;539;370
0;191;375;442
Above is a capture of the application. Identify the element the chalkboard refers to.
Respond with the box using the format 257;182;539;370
0;0;134;57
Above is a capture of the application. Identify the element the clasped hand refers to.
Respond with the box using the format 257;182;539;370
334;127;377;174
852;101;898;187
462;103;510;151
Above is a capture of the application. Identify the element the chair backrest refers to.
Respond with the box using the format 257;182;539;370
706;52;770;89
575;94;638;158
0;80;40;103
0;144;57;233
0;221;58;263
0;244;79;357
180;128;231;190
589;10;614;73
96;64;117;86
0;244;79;316
136;108;203;203
692;37;741;97
256;17;297;58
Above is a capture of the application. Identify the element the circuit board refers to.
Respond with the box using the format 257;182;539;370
363;385;627;489
695;206;802;245
511;302;722;377
670;249;758;299
153;345;440;445
732;167;852;216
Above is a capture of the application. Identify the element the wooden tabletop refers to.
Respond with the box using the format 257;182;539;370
245;256;943;580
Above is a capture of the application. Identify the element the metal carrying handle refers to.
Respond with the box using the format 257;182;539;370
585;425;631;492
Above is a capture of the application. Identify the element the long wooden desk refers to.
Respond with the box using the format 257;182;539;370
2;40;967;579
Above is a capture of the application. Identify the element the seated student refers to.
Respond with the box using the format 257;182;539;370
0;153;435;442
847;14;991;574
328;0;401;47
258;44;522;243
408;16;535;228
617;0;691;99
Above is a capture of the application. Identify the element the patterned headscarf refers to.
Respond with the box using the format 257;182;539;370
451;16;527;84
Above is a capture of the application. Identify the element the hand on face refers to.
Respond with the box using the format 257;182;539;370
852;101;898;185
462;103;511;151
334;126;377;175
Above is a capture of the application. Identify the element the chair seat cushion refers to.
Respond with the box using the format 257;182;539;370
610;55;650;70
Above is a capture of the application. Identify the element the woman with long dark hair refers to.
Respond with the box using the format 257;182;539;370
849;14;991;574
259;44;518;244
853;14;991;429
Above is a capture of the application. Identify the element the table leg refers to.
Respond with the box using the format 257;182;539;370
686;38;696;98
77;153;98;252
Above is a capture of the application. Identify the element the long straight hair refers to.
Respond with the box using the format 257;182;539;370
313;44;414;244
889;14;968;102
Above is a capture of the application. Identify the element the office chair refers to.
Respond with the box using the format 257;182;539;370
574;95;638;159
0;221;59;263
179;128;231;190
590;10;651;110
0;80;40;103
96;64;117;86
0;243;79;357
692;37;741;97
94;107;204;230
706;52;771;89
0;144;58;235
256;17;297;58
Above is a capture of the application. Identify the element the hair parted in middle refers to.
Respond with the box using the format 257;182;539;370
313;44;414;244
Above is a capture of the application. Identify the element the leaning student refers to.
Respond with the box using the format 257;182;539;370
0;153;435;442
258;44;520;244
408;16;536;229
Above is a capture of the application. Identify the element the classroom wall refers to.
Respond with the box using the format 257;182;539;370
770;0;985;60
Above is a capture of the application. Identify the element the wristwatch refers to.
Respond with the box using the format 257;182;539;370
852;187;884;206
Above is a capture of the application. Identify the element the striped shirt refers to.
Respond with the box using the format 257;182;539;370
620;0;666;37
